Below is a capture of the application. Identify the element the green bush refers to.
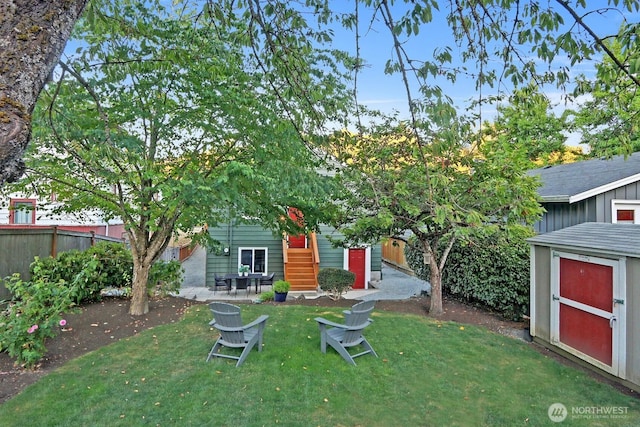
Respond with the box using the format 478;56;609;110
0;274;78;368
405;229;532;320
257;290;275;302
30;241;133;303
148;260;183;296
29;241;183;302
317;268;355;301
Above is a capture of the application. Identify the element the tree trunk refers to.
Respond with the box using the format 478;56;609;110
129;260;151;316
428;255;443;316
0;0;87;186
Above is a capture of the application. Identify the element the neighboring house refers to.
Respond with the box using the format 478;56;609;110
0;192;125;239
206;215;382;292
529;152;640;233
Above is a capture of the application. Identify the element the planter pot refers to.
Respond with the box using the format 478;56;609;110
274;291;288;302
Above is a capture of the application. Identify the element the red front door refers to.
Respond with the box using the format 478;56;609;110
349;248;366;289
287;207;306;248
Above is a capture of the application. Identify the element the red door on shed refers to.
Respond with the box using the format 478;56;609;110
349;248;366;289
558;257;613;366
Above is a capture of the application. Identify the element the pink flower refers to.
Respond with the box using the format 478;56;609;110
59;319;67;327
27;324;39;334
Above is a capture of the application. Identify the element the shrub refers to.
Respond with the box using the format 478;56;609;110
0;274;78;368
30;241;133;303
257;290;275;302
317;268;355;301
30;241;183;302
148;260;183;296
405;229;532;320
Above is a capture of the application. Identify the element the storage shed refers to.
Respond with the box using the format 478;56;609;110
528;222;640;390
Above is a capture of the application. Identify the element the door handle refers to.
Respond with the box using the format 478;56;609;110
610;316;617;328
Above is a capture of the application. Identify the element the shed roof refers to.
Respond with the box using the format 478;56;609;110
527;222;640;257
528;152;640;203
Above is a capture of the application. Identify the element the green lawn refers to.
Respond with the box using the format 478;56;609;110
0;304;638;426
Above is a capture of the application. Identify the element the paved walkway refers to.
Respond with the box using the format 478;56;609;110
174;246;431;303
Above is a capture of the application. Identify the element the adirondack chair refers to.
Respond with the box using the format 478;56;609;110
206;302;269;367
314;300;378;365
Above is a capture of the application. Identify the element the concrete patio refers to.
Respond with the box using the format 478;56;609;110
174;246;431;303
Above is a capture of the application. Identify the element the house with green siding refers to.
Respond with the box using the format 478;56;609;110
206;221;382;292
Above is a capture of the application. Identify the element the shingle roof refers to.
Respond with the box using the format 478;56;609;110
528;152;640;203
527;222;640;257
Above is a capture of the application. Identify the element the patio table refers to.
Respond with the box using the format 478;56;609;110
224;273;264;294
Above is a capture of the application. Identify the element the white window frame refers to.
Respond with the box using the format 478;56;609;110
612;199;640;224
238;247;268;274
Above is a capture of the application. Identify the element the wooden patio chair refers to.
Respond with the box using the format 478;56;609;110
314;300;378;365
206;302;269;367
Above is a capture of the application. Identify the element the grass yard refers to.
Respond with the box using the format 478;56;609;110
0;304;638;426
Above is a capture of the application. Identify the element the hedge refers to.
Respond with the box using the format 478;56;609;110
405;230;532;320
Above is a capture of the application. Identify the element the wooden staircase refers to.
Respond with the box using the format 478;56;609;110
283;233;319;291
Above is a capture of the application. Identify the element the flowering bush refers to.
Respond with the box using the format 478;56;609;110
0;275;77;369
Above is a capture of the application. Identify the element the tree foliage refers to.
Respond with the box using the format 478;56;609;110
481;84;581;166
571;39;640;157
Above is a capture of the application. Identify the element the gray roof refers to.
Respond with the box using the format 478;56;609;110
528;152;640;203
527;222;640;257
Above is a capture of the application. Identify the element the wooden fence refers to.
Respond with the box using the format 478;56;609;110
0;227;121;300
381;238;413;273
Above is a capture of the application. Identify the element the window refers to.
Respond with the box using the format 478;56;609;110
617;210;635;224
612;200;640;224
239;248;267;274
9;199;36;225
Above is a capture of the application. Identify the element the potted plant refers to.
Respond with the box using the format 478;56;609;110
238;265;250;276
273;280;291;302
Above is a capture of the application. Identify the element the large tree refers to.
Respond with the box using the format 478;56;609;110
9;0;349;315
0;0;87;186
329;116;544;316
